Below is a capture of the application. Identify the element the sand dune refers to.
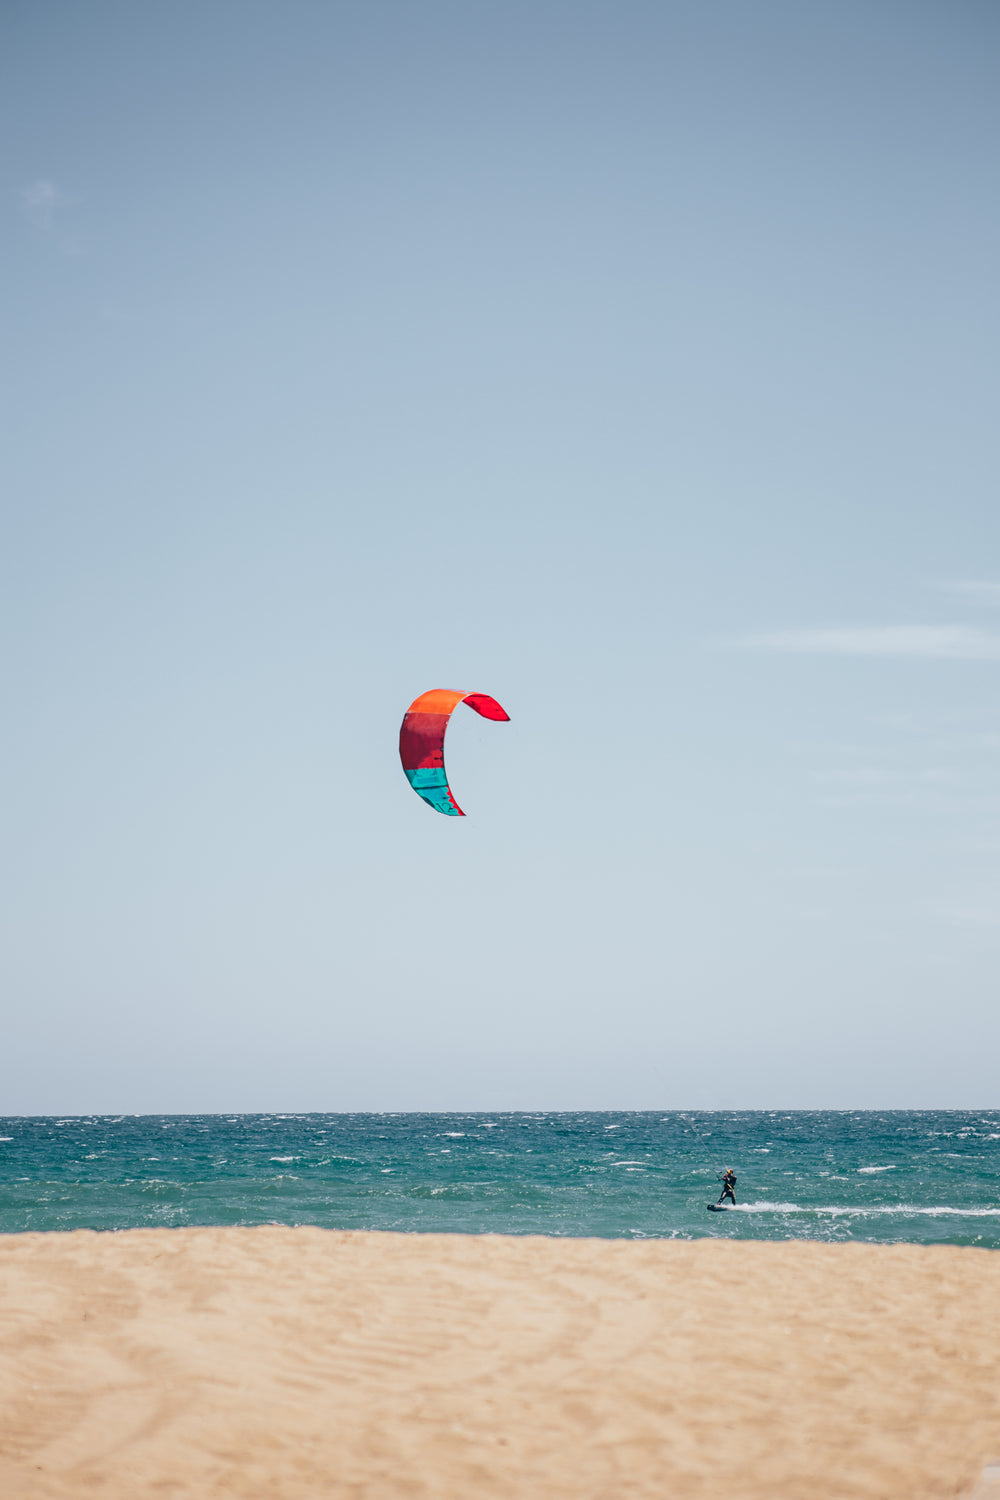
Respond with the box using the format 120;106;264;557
1;1228;998;1497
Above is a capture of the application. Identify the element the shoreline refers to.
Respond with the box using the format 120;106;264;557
1;1228;998;1497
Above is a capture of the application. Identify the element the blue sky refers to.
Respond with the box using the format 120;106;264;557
3;1;999;1111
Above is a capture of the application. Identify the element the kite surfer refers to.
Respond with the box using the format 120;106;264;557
716;1167;737;1206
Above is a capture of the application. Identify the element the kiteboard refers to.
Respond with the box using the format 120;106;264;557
707;1203;730;1212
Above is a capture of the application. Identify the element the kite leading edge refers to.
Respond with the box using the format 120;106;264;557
398;688;510;816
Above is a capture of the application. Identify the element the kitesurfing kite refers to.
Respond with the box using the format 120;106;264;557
399;688;510;815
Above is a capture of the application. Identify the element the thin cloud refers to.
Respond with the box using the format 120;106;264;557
944;903;1000;931
741;626;1000;660
938;580;1000;607
22;178;70;229
810;767;958;787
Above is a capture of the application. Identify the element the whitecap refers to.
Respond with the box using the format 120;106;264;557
731;1202;1000;1219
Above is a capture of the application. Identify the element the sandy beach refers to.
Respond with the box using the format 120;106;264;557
1;1228;998;1498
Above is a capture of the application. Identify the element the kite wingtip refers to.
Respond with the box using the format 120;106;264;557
462;692;510;722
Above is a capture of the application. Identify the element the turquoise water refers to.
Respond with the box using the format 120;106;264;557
1;1112;998;1244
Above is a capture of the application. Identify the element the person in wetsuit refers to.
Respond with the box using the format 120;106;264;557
716;1167;737;1205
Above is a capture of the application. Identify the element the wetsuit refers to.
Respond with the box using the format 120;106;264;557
717;1170;737;1206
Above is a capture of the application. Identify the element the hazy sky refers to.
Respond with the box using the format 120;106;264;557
3;1;999;1112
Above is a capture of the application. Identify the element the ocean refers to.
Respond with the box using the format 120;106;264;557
1;1111;998;1244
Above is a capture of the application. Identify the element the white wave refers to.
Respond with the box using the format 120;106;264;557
728;1201;1000;1219
269;1156;296;1163
443;1132;465;1138
839;1204;1000;1219
858;1165;896;1173
891;1205;1000;1218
